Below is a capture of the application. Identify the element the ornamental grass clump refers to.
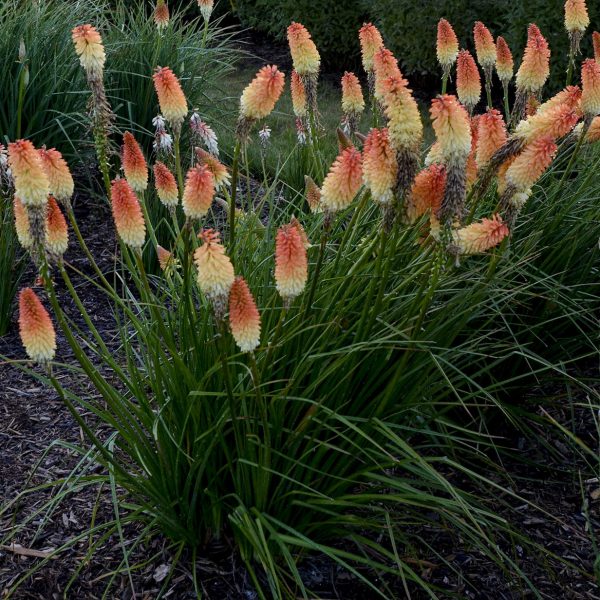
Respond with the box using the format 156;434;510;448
4;9;600;599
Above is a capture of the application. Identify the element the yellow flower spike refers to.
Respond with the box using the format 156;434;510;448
19;287;56;364
565;0;589;54
581;59;600;120
275;222;308;304
122;132;148;193
182;164;215;220
110;178;146;249
359;23;384;75
381;75;422;152
153;67;188;130
436;19;459;75
287;22;320;76
8;140;50;208
13;196;33;250
320;147;363;214
229;277;261;353
38;148;74;204
153;162;179;209
362;128;397;206
341;72;365;134
456;50;481;113
45;196;69;262
72;24;105;77
476;109;507;168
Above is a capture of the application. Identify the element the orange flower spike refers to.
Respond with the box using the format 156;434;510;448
381;75;423;150
581;59;600;119
495;36;514;84
320;147;363;213
430;95;472;163
453;214;509;255
45;196;69;260
13;197;33;249
287;22;320;76
153;67;188;129
373;48;404;101
593;32;600;63
153;162;179;208
110;178;146;249
359;23;384;74
476;109;507;168
565;0;589;38
154;0;170;31
291;70;308;118
341;72;365;116
275;223;308;303
362;128;398;205
304;175;322;213
8;140;49;208
436;19;459;73
182;164;214;220
229;277;261;353
516;24;550;95
198;0;214;21
194;230;234;319
456;50;481;113
289;216;311;249
38;148;74;203
473;22;496;70
122;132;148;193
239;65;285;121
157;245;173;271
506;136;557;191
19;288;56;364
407;164;447;223
195;148;230;190
515;101;581;142
72;24;105;76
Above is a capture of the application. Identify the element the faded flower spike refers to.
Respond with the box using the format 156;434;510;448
436;19;459;76
194;229;235;318
238;65;285;138
581;59;600;120
38;148;74;204
182;164;215;220
362;128;397;205
153;67;188;130
320;147;363;214
229;277;261;353
452;214;508;255
195;148;230;190
476;109;507;168
275;222;308;304
153;115;173;153
495;37;514;85
19;288;56;364
456;50;481;114
190;113;219;156
13;197;33;250
198;0;214;22
45;196;69;262
157;245;173;271
154;0;170;31
153;162;179;209
122;132;148;193
110;178;146;249
565;0;589;54
8;140;50;208
72;24;105;77
304;175;322;213
341;72;365;134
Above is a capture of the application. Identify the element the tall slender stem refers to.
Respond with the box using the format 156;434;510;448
303;216;331;316
229;139;242;250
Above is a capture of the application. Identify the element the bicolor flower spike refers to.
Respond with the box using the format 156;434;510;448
456;50;481;113
476;109;507;168
194;229;235;318
72;24;105;77
45;196;69;262
153;67;188;130
198;0;214;21
495;37;514;85
291;70;308;118
38;148;74;203
359;23;384;75
157;245;173;271
407;164;447;223
182;164;215;220
153;162;179;209
581;59;600;119
275;222;308;304
229;277;261;353
436;19;459;74
195;148;230;190
516;24;550;95
8;140;50;208
122;132;148;193
473;22;496;71
565;0;589;53
505;136;557;192
304;175;322;213
363;128;397;205
110;178;146;249
452;214;508;255
320;147;363;213
19;288;56;364
341;72;365;133
373;48;404;101
154;0;170;31
287;22;320;76
13;197;33;250
381;75;423;151
430;95;472;165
